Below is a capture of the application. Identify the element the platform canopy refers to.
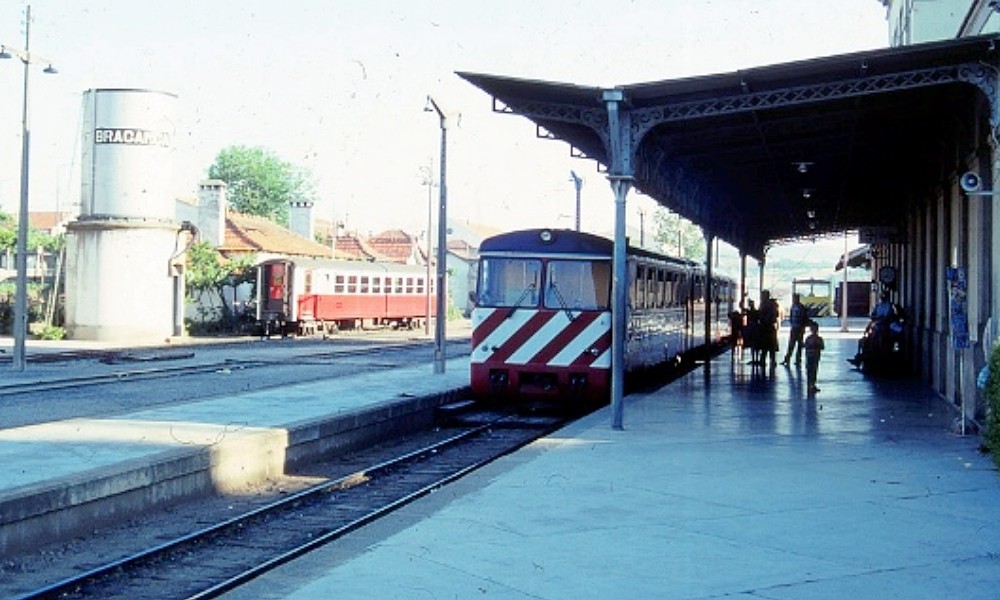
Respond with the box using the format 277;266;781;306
459;34;1000;260
836;245;873;271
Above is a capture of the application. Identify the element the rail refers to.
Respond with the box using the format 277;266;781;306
12;407;568;600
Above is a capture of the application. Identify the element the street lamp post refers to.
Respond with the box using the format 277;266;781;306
424;96;449;374
2;5;58;372
569;170;583;231
421;164;434;337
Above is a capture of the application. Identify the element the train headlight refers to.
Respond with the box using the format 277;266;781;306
489;370;510;388
539;229;555;244
589;347;601;357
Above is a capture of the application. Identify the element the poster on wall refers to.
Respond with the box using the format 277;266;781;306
946;267;969;349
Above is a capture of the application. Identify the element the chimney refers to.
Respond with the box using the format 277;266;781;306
197;180;227;247
289;200;314;240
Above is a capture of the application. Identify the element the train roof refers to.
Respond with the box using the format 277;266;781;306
479;229;612;257
480;228;701;269
259;257;428;274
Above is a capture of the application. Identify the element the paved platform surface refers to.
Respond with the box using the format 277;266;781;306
220;331;1000;600
0;357;470;493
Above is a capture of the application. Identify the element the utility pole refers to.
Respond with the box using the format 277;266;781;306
569;170;583;231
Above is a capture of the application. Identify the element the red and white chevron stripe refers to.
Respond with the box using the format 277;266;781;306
471;307;612;370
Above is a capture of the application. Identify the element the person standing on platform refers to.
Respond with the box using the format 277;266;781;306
744;300;761;366
781;293;808;366
759;290;780;369
804;320;825;393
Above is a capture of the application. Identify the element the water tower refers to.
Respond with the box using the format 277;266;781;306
64;89;182;342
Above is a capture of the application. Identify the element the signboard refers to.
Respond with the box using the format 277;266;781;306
946;267;970;349
858;226;900;245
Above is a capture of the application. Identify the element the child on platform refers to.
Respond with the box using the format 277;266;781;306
804;320;825;394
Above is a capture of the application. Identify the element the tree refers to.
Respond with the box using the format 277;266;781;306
0;213;15;249
0;211;63;253
0;211;65;334
185;241;256;326
653;208;706;262
207;145;314;225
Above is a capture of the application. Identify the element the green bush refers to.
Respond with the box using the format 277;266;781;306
36;325;66;341
984;342;1000;469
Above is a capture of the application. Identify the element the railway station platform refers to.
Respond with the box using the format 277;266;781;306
0;347;472;561
218;330;1000;600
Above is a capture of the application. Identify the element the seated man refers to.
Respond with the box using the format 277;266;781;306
848;292;902;368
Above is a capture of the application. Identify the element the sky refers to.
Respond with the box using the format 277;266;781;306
0;0;889;280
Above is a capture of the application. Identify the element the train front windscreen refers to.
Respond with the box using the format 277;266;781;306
477;257;611;312
543;260;611;311
476;258;541;308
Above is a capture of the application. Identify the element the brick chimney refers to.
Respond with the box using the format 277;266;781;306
197;180;227;247
289;200;314;240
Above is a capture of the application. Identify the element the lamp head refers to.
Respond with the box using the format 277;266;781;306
43;64;58;74
0;46;12;60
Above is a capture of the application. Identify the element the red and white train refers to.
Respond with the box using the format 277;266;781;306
470;229;735;404
256;257;434;336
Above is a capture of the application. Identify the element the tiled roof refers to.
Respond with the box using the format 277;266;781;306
447;238;479;262
207;210;473;266
28;211;73;231
331;234;386;261
369;229;421;264
219;212;333;258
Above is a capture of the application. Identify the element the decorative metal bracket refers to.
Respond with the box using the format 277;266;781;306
956;62;1000;136
631;61;1000;144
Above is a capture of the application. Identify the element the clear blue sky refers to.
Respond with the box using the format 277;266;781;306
1;0;887;271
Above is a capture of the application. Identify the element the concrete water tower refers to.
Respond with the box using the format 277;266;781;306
64;89;182;342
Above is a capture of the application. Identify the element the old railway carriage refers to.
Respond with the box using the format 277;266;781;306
470;229;734;403
257;257;433;336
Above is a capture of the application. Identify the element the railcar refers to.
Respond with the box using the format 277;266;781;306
470;228;734;404
792;277;833;317
256;257;434;336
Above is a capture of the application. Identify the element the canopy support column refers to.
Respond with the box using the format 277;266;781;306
704;232;715;353
739;252;747;312
603;88;634;431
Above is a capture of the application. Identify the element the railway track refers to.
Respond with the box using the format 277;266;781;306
0;338;470;397
12;406;570;600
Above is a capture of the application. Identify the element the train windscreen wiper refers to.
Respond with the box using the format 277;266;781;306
506;283;537;318
547;282;576;322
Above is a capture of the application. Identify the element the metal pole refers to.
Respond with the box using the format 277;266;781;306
570;170;583;231
610;176;630;429
705;233;714;347
425;179;433;337
638;208;645;248
12;7;34;372
426;96;448;374
739;252;747;311
841;230;850;332
423;170;433;337
603;88;632;431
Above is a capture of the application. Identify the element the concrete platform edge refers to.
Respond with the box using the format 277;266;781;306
0;386;470;559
